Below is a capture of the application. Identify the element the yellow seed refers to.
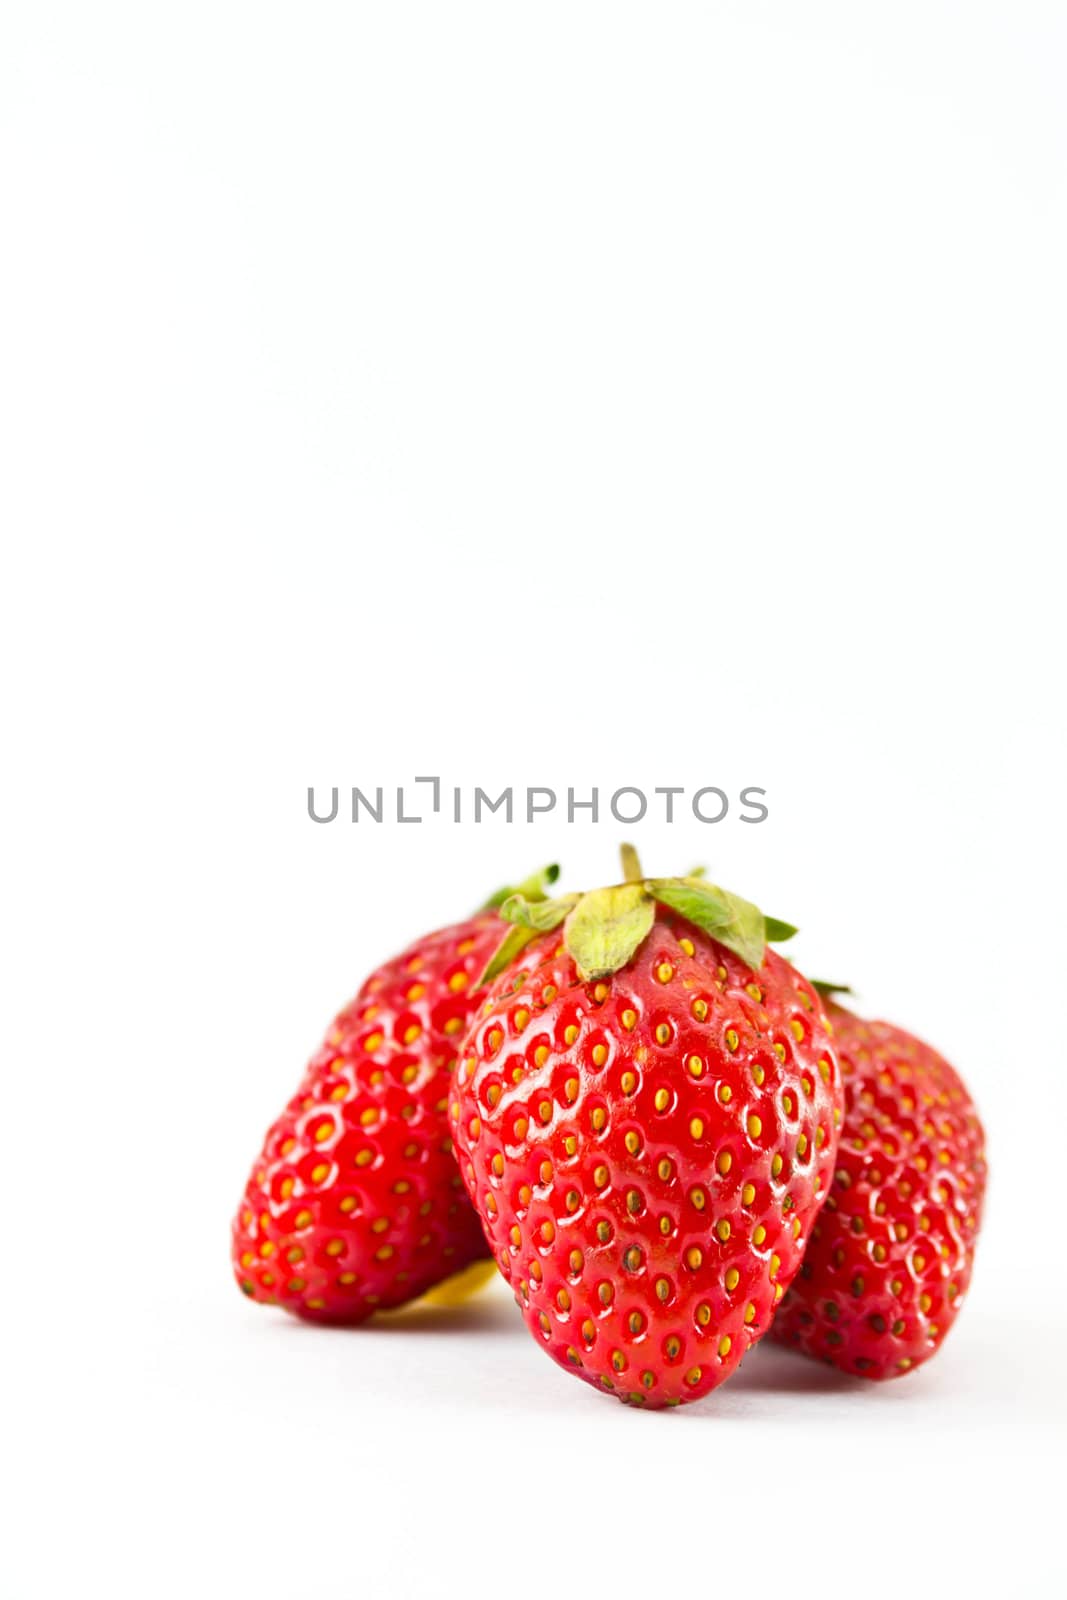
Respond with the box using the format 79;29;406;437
690;1186;707;1211
718;1083;732;1103
654;1088;670;1112
534;1045;549;1068
744;1302;756;1324
592;1044;608;1067
326;1239;344;1257
686;1247;703;1270
790;1019;804;1040
690;1116;705;1139
591;1107;607;1132
656;963;673;984
718;1335;732;1358
625;1130;641;1155
752;1224;767;1246
621;1071;637;1094
725;1267;740;1290
687;1055;704;1078
716;1150;732;1175
564;1024;579;1046
716;1219;731;1241
514;1008;530;1031
747;1114;763;1139
313;1122;333;1144
725;1028;739;1052
655;1023;671;1045
692;999;708;1022
311;1162;329;1184
594;1165;609;1187
339;1195;357;1212
741;1182;755;1205
621;1009;637;1031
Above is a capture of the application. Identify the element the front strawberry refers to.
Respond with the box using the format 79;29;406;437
771;1000;987;1378
450;848;844;1407
231;865;558;1323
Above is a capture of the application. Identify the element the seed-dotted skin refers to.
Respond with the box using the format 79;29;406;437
772;1003;987;1378
231;915;499;1322
451;912;843;1408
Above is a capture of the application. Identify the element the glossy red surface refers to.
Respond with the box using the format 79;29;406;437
231;913;500;1322
772;1003;987;1378
452;913;843;1407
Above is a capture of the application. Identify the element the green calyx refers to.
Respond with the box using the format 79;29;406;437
811;979;853;999
478;845;797;986
481;862;560;910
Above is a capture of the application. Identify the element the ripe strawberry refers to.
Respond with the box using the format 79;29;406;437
450;847;843;1408
772;998;986;1378
232;865;559;1323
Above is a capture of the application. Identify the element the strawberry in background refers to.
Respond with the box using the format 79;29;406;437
232;865;559;1322
772;997;987;1378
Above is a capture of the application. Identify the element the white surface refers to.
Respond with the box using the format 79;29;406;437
2;4;1065;1597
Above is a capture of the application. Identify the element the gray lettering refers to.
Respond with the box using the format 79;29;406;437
655;786;683;823
739;786;769;823
352;787;383;822
475;787;514;822
692;787;729;823
527;787;557;821
610;787;647;824
567;788;599;822
308;786;339;824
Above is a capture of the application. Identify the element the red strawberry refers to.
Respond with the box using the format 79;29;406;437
450;847;843;1407
772;999;986;1378
232;865;559;1323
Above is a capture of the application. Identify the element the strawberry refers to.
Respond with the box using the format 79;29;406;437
450;847;843;1407
772;998;986;1378
231;865;559;1323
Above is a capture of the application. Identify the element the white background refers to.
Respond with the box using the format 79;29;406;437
3;3;1065;1596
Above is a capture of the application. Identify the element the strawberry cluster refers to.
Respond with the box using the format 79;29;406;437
232;849;986;1406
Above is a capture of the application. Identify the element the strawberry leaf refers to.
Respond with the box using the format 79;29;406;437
564;884;656;982
647;877;766;970
476;924;544;988
764;915;798;942
497;892;578;931
483;863;560;910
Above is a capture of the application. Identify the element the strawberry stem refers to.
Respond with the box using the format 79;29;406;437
619;843;643;884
